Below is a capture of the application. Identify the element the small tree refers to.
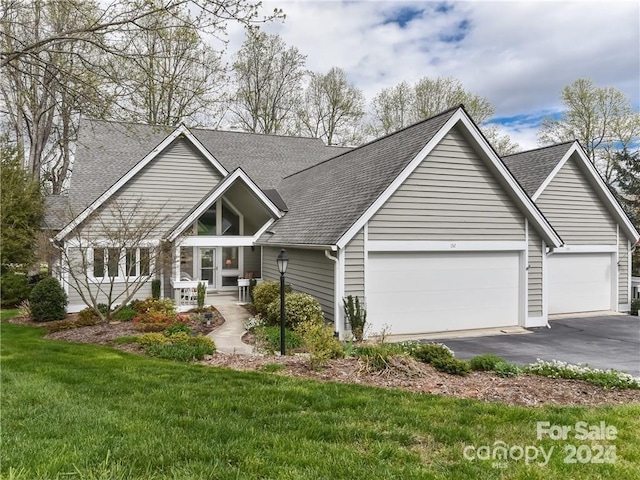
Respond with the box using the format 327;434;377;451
343;295;367;341
56;197;172;322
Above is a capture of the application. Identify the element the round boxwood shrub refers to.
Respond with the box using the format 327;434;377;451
469;353;504;371
266;292;324;328
431;356;471;376
411;343;454;364
0;271;32;308
252;280;291;316
29;276;68;322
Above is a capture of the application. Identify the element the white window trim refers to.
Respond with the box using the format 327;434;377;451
89;246;153;283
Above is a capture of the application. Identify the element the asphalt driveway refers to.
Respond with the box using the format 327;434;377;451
426;314;640;377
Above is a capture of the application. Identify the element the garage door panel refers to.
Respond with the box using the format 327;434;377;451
367;251;520;335
548;253;612;314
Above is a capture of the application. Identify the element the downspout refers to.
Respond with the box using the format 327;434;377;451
324;249;342;340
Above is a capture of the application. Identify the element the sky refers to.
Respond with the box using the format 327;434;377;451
222;0;640;149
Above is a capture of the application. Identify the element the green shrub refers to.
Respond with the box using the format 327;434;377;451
140;332;216;361
196;282;206;309
494;361;522;378
295;319;344;367
255;325;303;354
631;298;640;316
343;295;367;341
112;305;137;322
266;292;324;328
29;276;67;322
136;332;170;347
469;353;504;371
133;297;176;316
355;343;406;372
165;322;192;336
411;343;454;364
0;271;32;308
252;281;291;316
249;278;257;303
151;279;161;299
431;356;471;376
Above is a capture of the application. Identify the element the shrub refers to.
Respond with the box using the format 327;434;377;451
112;305;137;322
254;325;303;354
140;332;216;361
151;279;161;299
133;297;176;316
197;282;206;309
132;298;178;331
526;359;639;389
343;295;367;341
252;281;291;316
1;271;32;308
631;298;640;316
18;300;31;319
165;322;192;336
295;319;344;367
411;343;454;364
136;332;170;347
469;353;504;371
249;278;257;303
266;292;324;328
78;307;101;323
29;276;67;322
244;315;265;332
431;357;471;376
494;361;522;378
355;343;405;372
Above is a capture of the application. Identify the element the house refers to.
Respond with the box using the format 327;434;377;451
503;143;639;315
47;106;639;339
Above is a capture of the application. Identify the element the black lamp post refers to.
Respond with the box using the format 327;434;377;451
276;249;289;355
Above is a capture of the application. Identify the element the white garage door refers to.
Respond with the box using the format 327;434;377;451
367;251;521;335
548;253;612;314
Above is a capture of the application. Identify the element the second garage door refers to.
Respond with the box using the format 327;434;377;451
367;251;521;335
548;253;612;314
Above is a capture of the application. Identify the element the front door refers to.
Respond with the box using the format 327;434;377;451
200;248;217;289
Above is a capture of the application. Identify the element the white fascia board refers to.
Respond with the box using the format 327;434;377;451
64;238;161;248
545;144;640;244
167;169;283;242
367;240;526;252
179;236;256;247
55;125;228;242
551;244;618;254
255;242;338;251
336;108;562;250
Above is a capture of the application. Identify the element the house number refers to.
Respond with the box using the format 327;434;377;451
450;243;457;248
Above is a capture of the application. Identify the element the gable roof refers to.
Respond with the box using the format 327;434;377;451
502;142;574;197
258;106;563;249
506;141;639;243
56;119;346;239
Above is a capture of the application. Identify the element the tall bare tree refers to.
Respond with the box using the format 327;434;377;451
539;78;640;182
369;81;414;136
231;29;306;134
296;67;365;146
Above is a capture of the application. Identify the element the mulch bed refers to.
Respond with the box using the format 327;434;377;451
10;314;640;408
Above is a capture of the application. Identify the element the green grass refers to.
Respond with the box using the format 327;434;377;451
2;322;640;479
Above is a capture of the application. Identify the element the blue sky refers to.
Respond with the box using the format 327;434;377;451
223;0;640;149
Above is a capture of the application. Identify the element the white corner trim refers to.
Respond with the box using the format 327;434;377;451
366;240;527;252
525;316;548;328
55;125;228;242
335;108;562;250
551;244;617;254
166;169;283;242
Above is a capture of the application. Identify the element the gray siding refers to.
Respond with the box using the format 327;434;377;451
536;156;617;245
619;237;629;305
243;246;261;278
262;247;335;321
344;228;365;300
80;139;224;238
528;229;543;317
368;127;526;241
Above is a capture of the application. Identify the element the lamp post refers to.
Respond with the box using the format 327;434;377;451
276;249;289;356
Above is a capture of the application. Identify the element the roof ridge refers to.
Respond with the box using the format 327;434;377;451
283;105;462;180
503;140;575;158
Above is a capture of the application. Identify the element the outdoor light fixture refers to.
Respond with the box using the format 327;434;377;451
276;249;288;355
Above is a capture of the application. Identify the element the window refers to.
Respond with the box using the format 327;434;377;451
222;247;238;270
197;205;216;235
93;247;150;279
221;203;240;236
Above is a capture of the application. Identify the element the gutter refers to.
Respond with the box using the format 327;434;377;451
255;242;338;251
324;250;343;340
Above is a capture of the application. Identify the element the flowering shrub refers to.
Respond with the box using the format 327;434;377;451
526;359;640;390
132;311;177;332
244;315;266;332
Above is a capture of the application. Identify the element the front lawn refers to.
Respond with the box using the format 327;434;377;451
2;321;640;479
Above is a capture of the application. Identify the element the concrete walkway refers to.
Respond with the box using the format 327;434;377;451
206;294;254;355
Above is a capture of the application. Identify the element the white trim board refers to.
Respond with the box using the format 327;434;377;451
533;142;640;244
55;125;228;241
166;168;283;242
550;245;617;254
335;108;563;250
367;241;527;252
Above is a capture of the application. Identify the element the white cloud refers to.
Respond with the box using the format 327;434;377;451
220;0;640;150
